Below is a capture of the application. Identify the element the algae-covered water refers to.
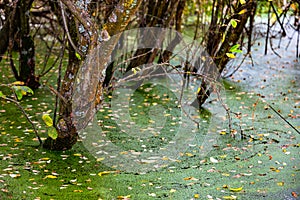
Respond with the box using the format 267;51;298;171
0;26;299;199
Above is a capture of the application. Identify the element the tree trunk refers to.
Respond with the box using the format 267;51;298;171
0;0;40;89
18;0;40;89
195;0;257;108
43;0;142;150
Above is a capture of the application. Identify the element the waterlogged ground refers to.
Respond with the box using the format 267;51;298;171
0;33;300;199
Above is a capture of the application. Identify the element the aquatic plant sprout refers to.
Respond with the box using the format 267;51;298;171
72;27;227;173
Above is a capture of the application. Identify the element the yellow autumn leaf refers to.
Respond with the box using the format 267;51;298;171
11;81;24;85
117;195;131;199
291;3;297;11
170;189;176;193
226;53;236;58
194;194;200;198
183;177;199;181
45;175;57;179
73;153;82;157
42;114;53;127
277;182;284;186
229;186;243;192
185;153;194;157
96;157;105;162
223;195;237;200
238;9;247;15
40;158;50;161
239;0;246;4
98;171;115;176
73;190;83;193
220;131;227;135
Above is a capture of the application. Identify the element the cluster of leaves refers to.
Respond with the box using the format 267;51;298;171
0;81;34;101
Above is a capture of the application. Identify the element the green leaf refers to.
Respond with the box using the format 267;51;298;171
42;114;53;127
229;44;243;53
0;91;4;98
230;19;237;28
12;86;24;100
48;126;58;140
230;44;240;51
12;86;34;100
75;52;82;60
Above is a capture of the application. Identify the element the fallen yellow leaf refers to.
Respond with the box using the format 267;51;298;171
117;195;131;199
229;186;243;192
45;175;57;179
98;171;118;176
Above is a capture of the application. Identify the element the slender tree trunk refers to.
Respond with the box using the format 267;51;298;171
18;0;40;89
195;0;257;108
0;0;40;89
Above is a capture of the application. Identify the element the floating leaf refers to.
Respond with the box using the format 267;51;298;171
292;192;298;198
223;195;237;200
45;175;57;179
9;174;21;178
184;177;199;181
98;171;115;176
42;114;53;127
277;182;284;186
229;186;243;192
73;190;83;193
48;126;58;140
210;157;219;163
220;131;227;135
117;195;131;199
170;189;176;193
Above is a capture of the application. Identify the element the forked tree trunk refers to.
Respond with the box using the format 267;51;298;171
43;0;142;150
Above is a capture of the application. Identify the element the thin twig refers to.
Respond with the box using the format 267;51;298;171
268;104;300;134
1;96;42;145
59;0;84;58
53;33;66;126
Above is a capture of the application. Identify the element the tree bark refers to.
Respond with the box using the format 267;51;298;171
195;0;257;108
44;0;142;150
0;0;40;89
